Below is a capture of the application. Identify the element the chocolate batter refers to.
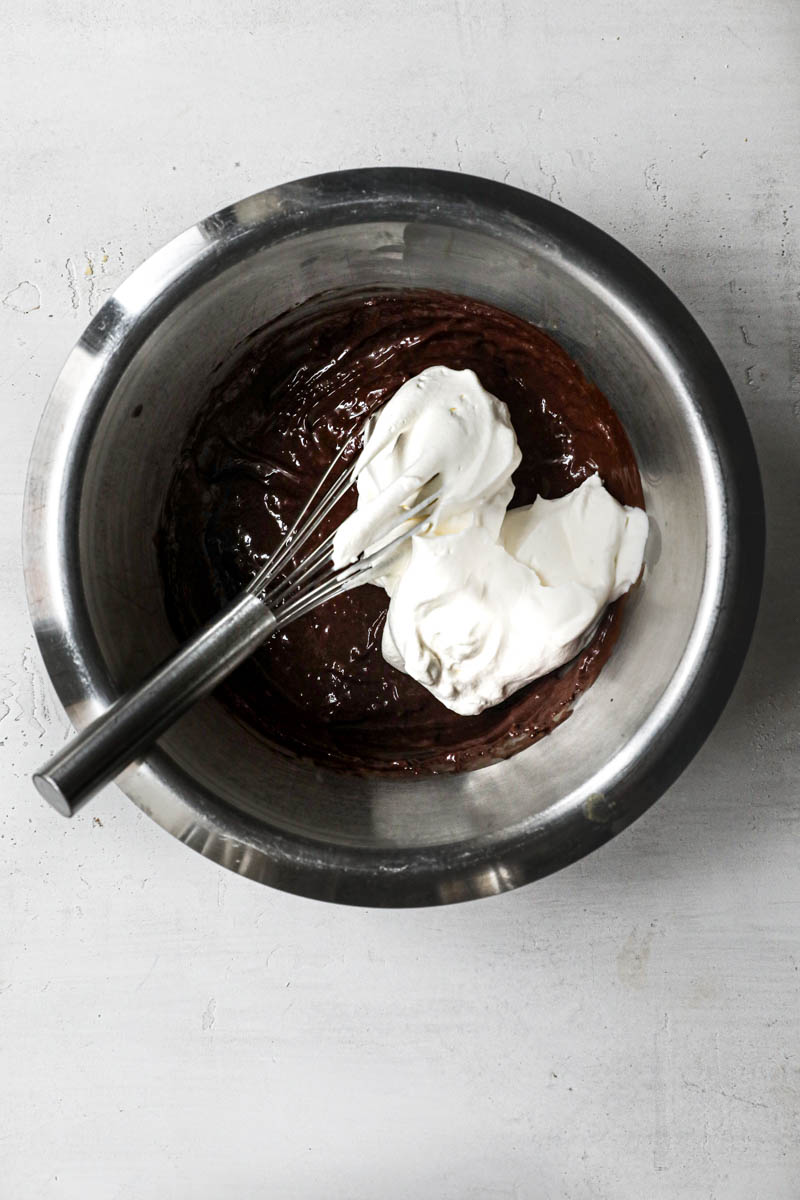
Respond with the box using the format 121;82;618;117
159;288;644;774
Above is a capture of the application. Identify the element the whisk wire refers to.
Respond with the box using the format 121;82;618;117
247;432;358;595
276;488;441;626
264;527;337;606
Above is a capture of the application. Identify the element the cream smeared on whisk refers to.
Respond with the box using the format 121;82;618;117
332;366;520;587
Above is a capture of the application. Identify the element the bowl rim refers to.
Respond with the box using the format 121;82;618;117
22;166;765;906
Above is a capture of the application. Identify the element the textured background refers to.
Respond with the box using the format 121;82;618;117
2;2;799;1196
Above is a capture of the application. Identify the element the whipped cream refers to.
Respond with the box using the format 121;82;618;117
333;366;648;716
332;366;520;590
501;474;649;605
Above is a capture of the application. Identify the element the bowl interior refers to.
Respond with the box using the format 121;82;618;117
75;207;711;855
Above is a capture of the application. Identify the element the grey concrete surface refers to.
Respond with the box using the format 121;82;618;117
2;1;798;1197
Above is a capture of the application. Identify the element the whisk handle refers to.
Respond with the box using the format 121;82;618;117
33;593;277;817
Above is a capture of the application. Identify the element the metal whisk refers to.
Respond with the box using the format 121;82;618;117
34;419;440;816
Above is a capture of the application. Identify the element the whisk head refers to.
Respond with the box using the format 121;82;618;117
246;414;440;625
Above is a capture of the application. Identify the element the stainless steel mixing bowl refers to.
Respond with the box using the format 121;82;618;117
23;168;764;906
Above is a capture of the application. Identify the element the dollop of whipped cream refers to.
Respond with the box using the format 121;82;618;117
332;365;520;591
333;366;648;716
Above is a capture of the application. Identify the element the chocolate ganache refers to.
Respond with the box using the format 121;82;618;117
159;288;644;774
